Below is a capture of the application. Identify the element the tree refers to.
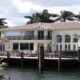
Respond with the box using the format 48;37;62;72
0;18;7;26
0;18;8;28
24;9;58;24
54;10;76;22
75;12;80;21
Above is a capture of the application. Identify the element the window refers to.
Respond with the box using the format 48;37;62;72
20;43;29;50
73;38;78;42
56;35;62;43
65;44;67;51
73;44;76;51
20;43;34;50
68;44;70;51
56;45;58;51
0;44;5;51
25;31;34;37
65;35;71;43
38;31;44;39
30;43;34;50
60;45;62;51
13;43;18;50
47;31;52;39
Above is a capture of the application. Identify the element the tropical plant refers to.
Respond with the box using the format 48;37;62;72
54;10;76;22
24;9;58;24
75;12;80;21
0;18;8;28
0;18;7;26
0;58;10;80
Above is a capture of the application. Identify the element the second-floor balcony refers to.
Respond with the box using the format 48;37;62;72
4;36;52;40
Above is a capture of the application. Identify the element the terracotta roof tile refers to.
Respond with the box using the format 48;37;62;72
0;22;80;31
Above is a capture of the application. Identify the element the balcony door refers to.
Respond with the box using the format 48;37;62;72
38;31;44;39
0;44;5;52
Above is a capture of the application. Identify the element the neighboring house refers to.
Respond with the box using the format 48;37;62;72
0;22;80;53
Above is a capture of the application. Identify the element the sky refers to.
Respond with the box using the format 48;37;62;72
0;0;80;27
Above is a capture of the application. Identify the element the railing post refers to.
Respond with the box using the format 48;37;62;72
58;52;61;72
38;45;44;74
21;52;24;68
7;52;10;67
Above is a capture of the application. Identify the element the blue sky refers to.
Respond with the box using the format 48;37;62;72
0;0;80;27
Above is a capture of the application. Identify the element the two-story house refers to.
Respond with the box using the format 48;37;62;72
0;22;80;53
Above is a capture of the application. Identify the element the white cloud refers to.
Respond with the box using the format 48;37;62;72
0;0;80;27
25;0;80;7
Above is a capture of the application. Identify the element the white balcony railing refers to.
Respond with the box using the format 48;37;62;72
4;36;52;40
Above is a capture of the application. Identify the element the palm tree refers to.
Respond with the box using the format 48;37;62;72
54;10;75;22
0;18;8;28
24;9;58;24
0;18;7;26
75;12;80;21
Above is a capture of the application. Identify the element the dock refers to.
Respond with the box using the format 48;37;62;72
0;51;79;60
0;50;80;72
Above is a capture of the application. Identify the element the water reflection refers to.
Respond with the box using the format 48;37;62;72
1;67;80;80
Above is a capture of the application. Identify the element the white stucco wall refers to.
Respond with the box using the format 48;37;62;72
52;29;80;51
3;28;80;52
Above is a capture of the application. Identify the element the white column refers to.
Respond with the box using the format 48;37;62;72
52;31;55;52
34;30;37;39
62;35;65;51
44;30;47;39
1;32;4;39
10;42;12;51
71;35;73;50
34;42;37;51
44;43;47;52
18;43;20;51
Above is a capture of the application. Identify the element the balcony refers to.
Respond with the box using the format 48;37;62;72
4;36;52;40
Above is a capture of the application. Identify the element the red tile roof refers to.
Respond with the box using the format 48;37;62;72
1;22;80;31
51;22;80;30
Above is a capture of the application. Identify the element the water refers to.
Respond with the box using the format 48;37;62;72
1;67;80;80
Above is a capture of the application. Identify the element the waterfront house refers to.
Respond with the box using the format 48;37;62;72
0;22;80;53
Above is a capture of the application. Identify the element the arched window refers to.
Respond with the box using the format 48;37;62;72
65;35;71;43
56;35;62;43
73;37;78;42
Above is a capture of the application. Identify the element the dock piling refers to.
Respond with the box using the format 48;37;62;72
58;52;61;72
7;52;10;67
38;45;44;73
21;52;24;68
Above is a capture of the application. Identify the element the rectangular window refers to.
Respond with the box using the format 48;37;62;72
30;43;34;50
13;43;18;50
73;44;76;51
20;43;29;50
68;44;70;51
56;45;58;51
47;31;52;39
65;44;67;51
60;45;62;51
0;44;5;51
38;31;44;39
25;31;34;39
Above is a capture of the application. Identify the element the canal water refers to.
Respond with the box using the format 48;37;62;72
1;66;80;80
